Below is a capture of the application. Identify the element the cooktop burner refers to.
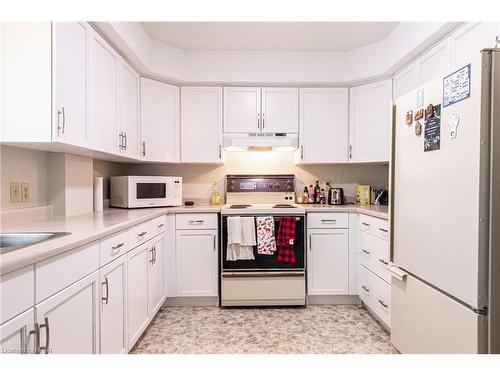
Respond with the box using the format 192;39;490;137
229;204;252;209
273;204;296;208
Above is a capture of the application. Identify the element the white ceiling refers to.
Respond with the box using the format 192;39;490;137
141;22;399;51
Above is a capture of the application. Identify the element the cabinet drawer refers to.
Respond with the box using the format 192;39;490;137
359;214;389;239
151;215;167;236
128;220;152;248
0;265;34;324
175;213;218;230
36;241;99;303
360;231;391;283
359;265;391;327
307;212;348;229
100;230;128;267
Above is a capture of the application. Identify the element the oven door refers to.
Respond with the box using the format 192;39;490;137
128;176;169;208
221;214;305;272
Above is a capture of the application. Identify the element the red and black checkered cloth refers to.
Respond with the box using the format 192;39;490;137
277;216;296;263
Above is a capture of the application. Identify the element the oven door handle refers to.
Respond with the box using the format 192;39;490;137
222;271;305;278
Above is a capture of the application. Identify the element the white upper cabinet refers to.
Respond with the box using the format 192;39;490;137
223;87;261;133
140;78;180;162
393;63;418;100
349;79;392;162
181;87;223;163
416;39;450;85
261;88;299;133
53;22;88;146
297;88;348;163
88;31;119;154
449;22;500;68
118;60;140;159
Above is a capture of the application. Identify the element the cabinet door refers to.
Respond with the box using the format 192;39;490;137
261;87;298;133
148;236;165;316
349;79;392;162
127;243;149;348
35;272;99;354
119;60;140;159
0;309;35;354
298;88;348;163
393;63;418;100
223;87;261;133
176;230;218;297
181;87;223;163
416;39;450;85
307;229;349;295
140;78;180;162
100;255;127;354
88;31;119;154
449;22;500;68
53;22;87;146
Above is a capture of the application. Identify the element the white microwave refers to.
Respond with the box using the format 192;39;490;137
110;176;182;208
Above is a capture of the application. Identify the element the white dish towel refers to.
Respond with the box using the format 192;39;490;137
226;216;256;261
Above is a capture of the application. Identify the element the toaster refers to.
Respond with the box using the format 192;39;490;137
329;187;344;205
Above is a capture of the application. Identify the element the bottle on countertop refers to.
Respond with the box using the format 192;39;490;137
308;185;315;204
302;186;309;204
320;189;326;204
325;182;333;204
314;179;321;204
210;182;221;206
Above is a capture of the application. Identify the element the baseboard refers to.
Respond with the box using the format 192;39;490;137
307;295;362;305
163;296;218;307
362;301;391;333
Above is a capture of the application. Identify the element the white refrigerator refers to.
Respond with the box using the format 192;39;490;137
390;50;500;353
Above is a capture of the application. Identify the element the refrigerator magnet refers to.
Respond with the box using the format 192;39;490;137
406;111;413;125
448;113;460;139
416;89;424;108
425;103;435;118
424;104;441;152
414;109;424;121
415;121;422;136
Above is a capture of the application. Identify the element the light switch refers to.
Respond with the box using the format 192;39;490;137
10;182;20;203
21;183;30;203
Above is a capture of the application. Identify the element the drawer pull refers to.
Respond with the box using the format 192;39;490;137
39;317;50;354
378;299;389;308
102;277;109;305
138;231;147;237
29;323;40;354
188;220;205;225
362;249;371;255
149;247;155;265
379;228;388;233
321;219;337;223
361;222;370;226
157;223;165;228
361;285;370;292
112;242;125;251
379;258;389;265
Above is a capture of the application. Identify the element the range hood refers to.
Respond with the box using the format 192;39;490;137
223;133;299;151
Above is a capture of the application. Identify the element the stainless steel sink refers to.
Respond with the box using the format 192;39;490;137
0;232;71;255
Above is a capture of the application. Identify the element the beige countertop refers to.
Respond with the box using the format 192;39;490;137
0;203;388;275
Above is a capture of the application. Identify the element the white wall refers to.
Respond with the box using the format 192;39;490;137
123;151;389;202
0;145;48;210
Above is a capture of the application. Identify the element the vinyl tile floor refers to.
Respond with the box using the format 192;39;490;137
131;305;396;354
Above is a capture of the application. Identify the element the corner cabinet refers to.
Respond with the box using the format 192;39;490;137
181;87;223;163
349;79;392;163
140;78;180;162
296;88;348;163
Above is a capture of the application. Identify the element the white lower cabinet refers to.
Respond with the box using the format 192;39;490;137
306;228;349;295
0;309;35;354
35;271;100;354
127;242;149;348
176;229;218;297
148;236;165;317
359;264;391;327
100;255;128;354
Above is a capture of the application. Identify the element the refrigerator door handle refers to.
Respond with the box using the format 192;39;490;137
387;262;408;281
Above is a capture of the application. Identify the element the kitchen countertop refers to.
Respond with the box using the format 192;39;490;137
0;203;388;275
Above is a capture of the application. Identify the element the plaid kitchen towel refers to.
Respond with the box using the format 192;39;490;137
256;216;276;255
276;216;297;263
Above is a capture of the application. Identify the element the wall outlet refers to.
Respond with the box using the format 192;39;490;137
21;183;30;203
10;182;20;203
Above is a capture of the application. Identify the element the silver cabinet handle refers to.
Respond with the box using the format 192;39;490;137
39;317;50;354
29;323;40;354
102;277;109;305
379;258;389;265
262;113;265;129
300;145;304;160
362;249;371;255
149;247;155;265
157;223;165;229
118;131;123;150
138;231;147;237
308;234;312;251
349;145;352;159
124;132;127;150
142;141;146;157
361;222;370;227
257;113;261;130
153;246;157;264
57;107;66;135
219;145;222;159
361;285;370;292
321;219;337;223
112;242;124;251
213;234;216;253
379;228;388;233
378;299;389;308
188;220;204;225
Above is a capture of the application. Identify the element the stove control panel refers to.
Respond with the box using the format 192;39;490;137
226;175;295;193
